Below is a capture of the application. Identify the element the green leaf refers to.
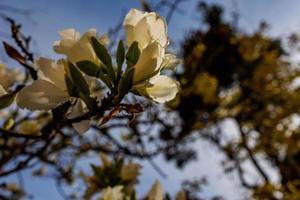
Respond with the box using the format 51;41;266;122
79;92;97;110
126;41;140;67
90;37;116;81
76;60;102;77
0;93;15;109
66;62;90;96
65;74;79;97
98;72;114;90
116;40;125;75
76;60;114;91
118;68;135;99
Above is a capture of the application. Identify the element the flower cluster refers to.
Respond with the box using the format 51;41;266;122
0;9;180;133
82;154;187;200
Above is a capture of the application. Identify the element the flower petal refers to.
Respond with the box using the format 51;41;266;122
53;28;99;63
124;9;147;27
36;57;66;90
16;80;69;110
147;180;164;200
102;186;124;200
0;64;14;90
134;75;179;103
124;9;168;49
146;13;168;47
161;53;181;70
125;17;151;49
0;84;7;96
58;28;80;40
133;42;164;85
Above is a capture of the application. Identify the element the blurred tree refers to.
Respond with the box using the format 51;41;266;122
168;1;300;199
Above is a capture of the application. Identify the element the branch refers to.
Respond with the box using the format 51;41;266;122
0;128;42;139
237;123;269;184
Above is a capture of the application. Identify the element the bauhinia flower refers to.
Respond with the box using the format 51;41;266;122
16;57;89;133
124;9;180;103
53;28;109;63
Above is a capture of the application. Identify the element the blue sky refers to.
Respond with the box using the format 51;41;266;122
2;0;300;199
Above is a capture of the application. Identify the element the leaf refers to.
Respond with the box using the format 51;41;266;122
98;72;113;90
65;74;79;97
78;92;97;110
118;68;135;99
90;37;116;81
3;42;37;79
0;93;15;109
66;62;90;96
3;42;26;65
77;60;113;90
126;41;140;68
76;60;102;77
116;40;125;75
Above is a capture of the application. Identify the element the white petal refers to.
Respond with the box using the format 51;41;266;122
16;80;69;110
124;9;168;49
102;186;124;200
125;18;151;49
99;34;110;45
0;64;13;89
147;180;164;200
134;75;179;103
53;29;98;63
36;57;66;90
124;9;147;26
58;28;80;40
67;100;90;134
133;42;164;85
0;84;7;96
161;53;181;70
146;13;168;47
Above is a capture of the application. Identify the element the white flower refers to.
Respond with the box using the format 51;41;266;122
53;28;108;63
16;57;89;133
147;180;164;200
124;9;180;103
131;41;180;103
124;8;168;50
101;186;124;200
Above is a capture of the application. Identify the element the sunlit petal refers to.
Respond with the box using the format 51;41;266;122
16;80;69;110
161;53;181;70
134;75;179;103
0;84;7;96
133;42;164;84
36;57;66;90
